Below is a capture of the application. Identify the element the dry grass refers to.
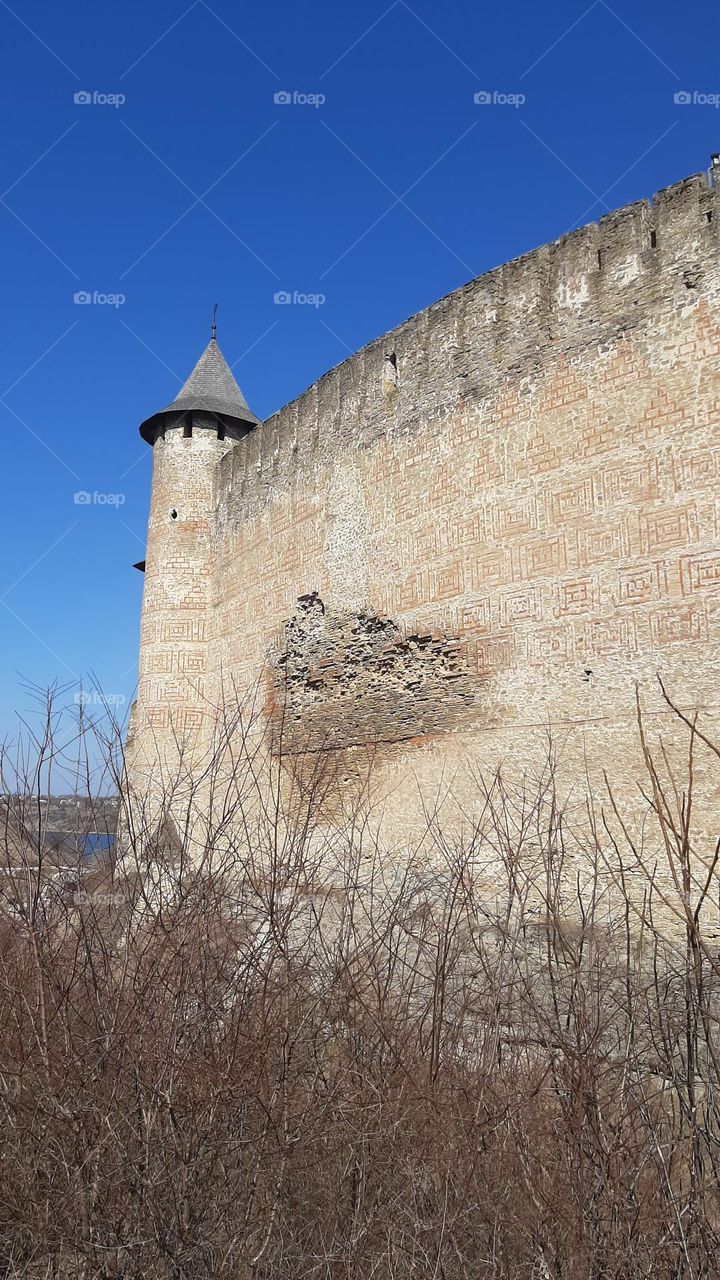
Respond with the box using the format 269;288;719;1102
0;684;718;1278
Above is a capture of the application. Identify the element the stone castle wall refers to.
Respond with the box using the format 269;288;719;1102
131;169;720;865
210;172;720;836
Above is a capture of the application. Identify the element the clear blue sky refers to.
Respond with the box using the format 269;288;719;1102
0;0;717;749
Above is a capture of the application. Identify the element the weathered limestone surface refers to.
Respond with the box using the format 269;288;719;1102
130;168;720;863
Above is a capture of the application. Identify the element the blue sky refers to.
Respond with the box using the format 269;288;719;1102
0;0;717;752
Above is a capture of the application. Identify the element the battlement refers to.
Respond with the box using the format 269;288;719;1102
215;169;719;519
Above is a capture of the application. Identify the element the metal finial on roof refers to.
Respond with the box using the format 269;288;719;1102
211;302;218;341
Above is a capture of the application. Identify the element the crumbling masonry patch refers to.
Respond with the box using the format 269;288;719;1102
268;593;476;752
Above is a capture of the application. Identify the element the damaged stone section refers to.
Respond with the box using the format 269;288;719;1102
268;593;476;752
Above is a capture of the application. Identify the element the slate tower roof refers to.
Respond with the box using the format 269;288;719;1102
139;337;260;442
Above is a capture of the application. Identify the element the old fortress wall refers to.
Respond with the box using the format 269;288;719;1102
135;169;720;853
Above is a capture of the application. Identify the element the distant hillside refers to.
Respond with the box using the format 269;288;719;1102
33;795;119;833
0;794;119;861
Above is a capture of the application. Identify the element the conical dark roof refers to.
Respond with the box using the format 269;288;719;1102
139;338;259;442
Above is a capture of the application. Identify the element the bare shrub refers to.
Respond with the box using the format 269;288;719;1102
0;685;718;1278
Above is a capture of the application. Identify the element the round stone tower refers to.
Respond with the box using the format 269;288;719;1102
129;327;259;802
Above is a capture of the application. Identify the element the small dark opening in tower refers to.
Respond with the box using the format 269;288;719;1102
597;249;603;269
387;351;397;369
183;420;192;439
169;508;178;521
217;423;225;441
650;229;657;248
706;210;714;223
